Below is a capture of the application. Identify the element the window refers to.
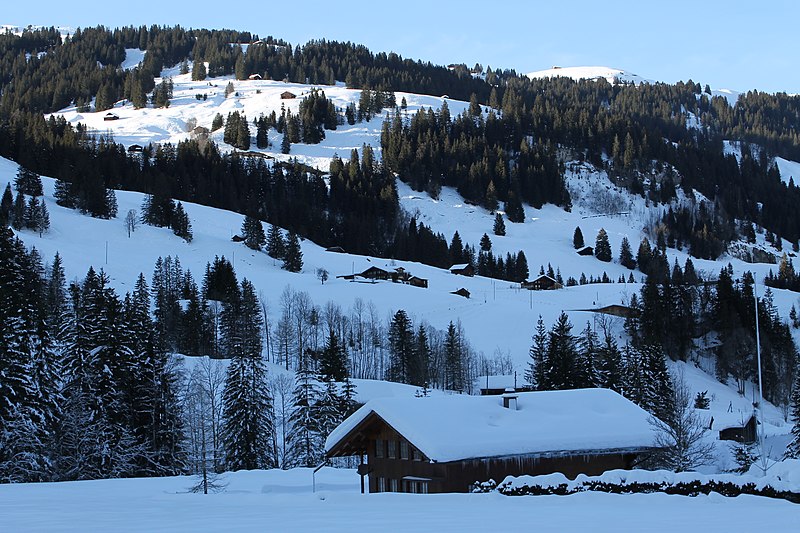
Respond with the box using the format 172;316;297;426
390;478;398;492
413;447;422;461
375;439;384;458
400;440;409;460
387;439;397;459
420;481;428;494
377;477;386;493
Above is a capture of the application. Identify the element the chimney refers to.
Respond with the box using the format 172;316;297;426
502;388;518;410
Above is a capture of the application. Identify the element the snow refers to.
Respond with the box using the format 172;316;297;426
0;467;797;531
501;458;800;494
526;66;652;86
774;156;800;185
121;48;146;71
325;388;660;463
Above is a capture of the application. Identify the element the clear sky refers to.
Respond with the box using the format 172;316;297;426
3;0;799;94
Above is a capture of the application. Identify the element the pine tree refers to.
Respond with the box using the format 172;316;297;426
319;328;348;382
619;236;636;269
479;233;492;252
15;167;43;197
785;373;800;459
493;213;506;236
1;183;13;226
11;190;25;230
596;334;624;392
171;202;193;242
282;232;303;272
412;324;431;388
595;228;612;262
192;60;207;81
573;226;584;249
241;215;266;251
221;279;274;471
444;321;465;392
525;315;548;390
266;224;286;260
286;352;322;468
387;310;414;384
542;312;580;390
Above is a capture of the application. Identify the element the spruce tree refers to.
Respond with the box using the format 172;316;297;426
595;228;612;262
15;167;43;196
542;312;580;390
1;183;13;226
525;315;548;390
221;279;274;470
241;215;266;251
387;310;414;384
266;224;286;260
319;328;348;382
286;352;322;468
619;236;636;269
282;232;303;272
493;213;506;236
444;321;465;392
784;373;800;459
573;226;584;249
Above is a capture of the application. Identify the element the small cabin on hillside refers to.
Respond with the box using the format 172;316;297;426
408;276;429;289
280;91;297;99
104;112;119;121
248;73;263;80
325;389;664;494
717;414;757;444
127;144;144;153
522;274;562;291
577;246;594;256
451;288;470;299
449;264;475;277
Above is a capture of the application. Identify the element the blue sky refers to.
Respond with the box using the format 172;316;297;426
4;0;799;94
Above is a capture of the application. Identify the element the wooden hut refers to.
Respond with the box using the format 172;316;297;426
577;246;594;256
449;264;475;276
451;288;470;299
280;91;297;99
104;112;119;121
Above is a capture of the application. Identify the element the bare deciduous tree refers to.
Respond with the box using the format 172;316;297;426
124;209;138;238
649;371;717;472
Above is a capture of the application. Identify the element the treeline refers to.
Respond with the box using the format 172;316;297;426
628;263;797;408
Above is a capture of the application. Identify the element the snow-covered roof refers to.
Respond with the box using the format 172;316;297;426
449;264;470;270
325;388;661;463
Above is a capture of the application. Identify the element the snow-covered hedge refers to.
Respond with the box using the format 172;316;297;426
482;460;800;503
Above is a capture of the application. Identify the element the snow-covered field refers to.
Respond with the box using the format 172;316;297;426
0;467;797;532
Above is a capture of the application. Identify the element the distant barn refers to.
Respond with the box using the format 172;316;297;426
408;276;429;289
280;91;296;99
451;288;470;299
449;264;475;277
717;414;757;444
104;112;119;121
577;246;594;256
127;144;144;153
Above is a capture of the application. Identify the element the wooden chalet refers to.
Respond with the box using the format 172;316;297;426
280;91;297;99
359;266;391;281
451;288;470;299
449;263;475;276
325;389;663;494
104;112;119;121
577;246;594;256
522;274;562;291
127;144;144;153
